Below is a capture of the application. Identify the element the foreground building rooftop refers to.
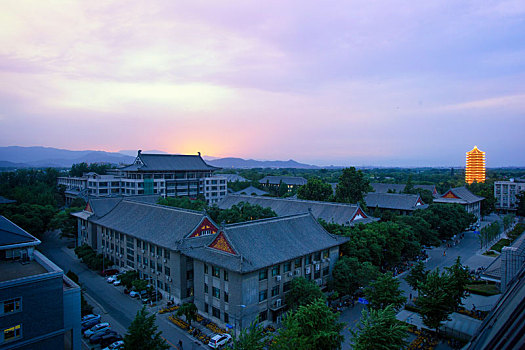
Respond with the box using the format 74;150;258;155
119;151;219;172
364;192;428;212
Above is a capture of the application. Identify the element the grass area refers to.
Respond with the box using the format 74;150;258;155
466;283;501;296
489;238;512;253
482;251;499;257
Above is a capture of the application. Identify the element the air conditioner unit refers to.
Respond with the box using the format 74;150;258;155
151;269;155;273
169;278;172;282
276;299;282;307
163;259;167;263
275;275;281;282
294;268;301;276
81;226;86;230
157;271;161;275
287;272;293;278
315;264;320;271
165;275;169;280
305;267;311;274
141;249;145;253
151;252;155;257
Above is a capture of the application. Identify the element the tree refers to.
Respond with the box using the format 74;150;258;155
404;261;428;295
396;215;440;247
297;178;333;202
503;213;515;231
335;167;370;204
132;279;150;293
227;319;269;350
120;270;139;289
285;277;325;311
444;257;470;310
277;181;289;197
123;307;169;350
350;305;408;350
416;269;453;331
158;196;207;211
364;272;406;311
331;257;379;296
207;202;277;225
176;302;198;326
272;298;344;350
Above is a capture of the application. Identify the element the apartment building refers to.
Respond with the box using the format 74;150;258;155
0;216;81;350
58;151;228;204
494;179;525;212
73;198;348;332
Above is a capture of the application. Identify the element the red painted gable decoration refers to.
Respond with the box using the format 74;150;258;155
189;218;218;238
85;203;93;213
351;208;367;221
208;232;237;255
416;198;424;206
442;190;459;199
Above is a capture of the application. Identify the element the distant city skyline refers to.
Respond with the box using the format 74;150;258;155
1;1;524;167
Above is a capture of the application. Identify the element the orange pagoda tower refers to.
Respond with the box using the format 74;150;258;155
465;146;486;184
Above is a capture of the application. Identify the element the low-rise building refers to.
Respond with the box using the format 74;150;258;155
494;179;525;212
217;195;377;226
364;192;428;215
370;183;439;197
0;216;81;350
433;187;484;220
233;186;269;196
258;176;307;192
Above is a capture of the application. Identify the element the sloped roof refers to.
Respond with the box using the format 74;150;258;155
91;200;207;249
0;216;40;247
72;195;161;220
217;195;376;226
434;187;484;204
222;174;249;182
370;183;438;196
258;176;307;186
181;213;349;273
364;192;428;211
120;152;218;172
233;186;269;196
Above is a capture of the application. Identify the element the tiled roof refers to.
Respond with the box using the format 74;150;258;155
0;216;40;247
364;192;428;211
182;213;349;273
370;183;438;196
233;186;269;196
482;230;525;282
91;200;207;249
434;187;484;204
120;152;218;172
222;174;249;182
258;176;307;186
217;195;377;226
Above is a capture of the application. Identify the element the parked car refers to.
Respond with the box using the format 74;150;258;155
100;334;123;348
113;279;121;286
208;334;232;349
84;322;111;338
102;340;124;350
81;314;101;324
123;288;131;294
100;269;119;277
107;275;118;283
81;319;101;332
129;290;140;298
89;330;118;344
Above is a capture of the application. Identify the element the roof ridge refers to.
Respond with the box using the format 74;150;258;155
229;194;358;207
121;199;205;215
225;212;310;228
0;216;40;243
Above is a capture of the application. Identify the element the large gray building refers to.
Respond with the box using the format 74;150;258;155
0;216;81;350
434;186;484;220
73;198;348;331
364;192;428;215
494;179;525;212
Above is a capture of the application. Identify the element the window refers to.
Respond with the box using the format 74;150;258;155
283;262;291;273
314;252;321;261
283;281;291;292
204;303;209;313
212;287;220;299
224;292;229;303
2;298;21;315
157;263;162;272
187;287;194;297
3;325;21;342
212;307;221;319
259;310;268;322
186;270;193;280
322;250;329;259
204;264;208;274
314;270;321;279
150;244;155;253
271;285;280;297
137;255;141;264
212;266;220;278
272;266;280;277
259;290;268;302
204;284;209;294
224;270;229;281
144;257;148;265
323;266;329;276
224;313;229;323
165;266;170;276
164;249;170;260
294;258;302;267
305;255;311;265
259;270;268;281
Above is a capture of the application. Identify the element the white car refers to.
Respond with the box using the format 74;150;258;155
208;333;232;348
106;275;118;283
129;290;139;298
84;322;110;338
102;340;124;350
113;279;121;286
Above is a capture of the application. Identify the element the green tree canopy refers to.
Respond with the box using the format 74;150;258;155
285;277;325;311
119;270;139;289
416;269;453;331
444;257;471;310
227;319;269;350
331;256;379;296
123;307;169;350
207;202;277;224
176;302;198;326
335;167;370;204
273;298;344;350
158;196;207;211
350;305;408;350
364;272;406;311
404;261;428;294
297;178;333;202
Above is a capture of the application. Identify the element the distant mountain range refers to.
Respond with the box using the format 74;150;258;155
0;146;318;169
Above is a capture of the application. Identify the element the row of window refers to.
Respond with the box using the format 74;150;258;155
0;298;21;316
258;251;329;281
204;265;229;281
1;324;21;344
203;304;230;323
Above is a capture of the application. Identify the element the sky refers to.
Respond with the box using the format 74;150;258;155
0;1;524;167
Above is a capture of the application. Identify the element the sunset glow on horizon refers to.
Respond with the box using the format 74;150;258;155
1;1;524;166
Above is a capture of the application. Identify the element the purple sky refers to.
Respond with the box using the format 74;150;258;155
1;1;524;167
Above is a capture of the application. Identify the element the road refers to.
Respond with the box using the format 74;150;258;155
39;231;207;350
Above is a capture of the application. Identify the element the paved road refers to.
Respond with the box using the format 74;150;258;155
39;231;207;350
339;214;503;349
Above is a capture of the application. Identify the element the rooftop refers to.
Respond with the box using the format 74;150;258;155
434;186;484;204
119;151;218;172
0;259;48;283
0;216;40;248
364;192;428;211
